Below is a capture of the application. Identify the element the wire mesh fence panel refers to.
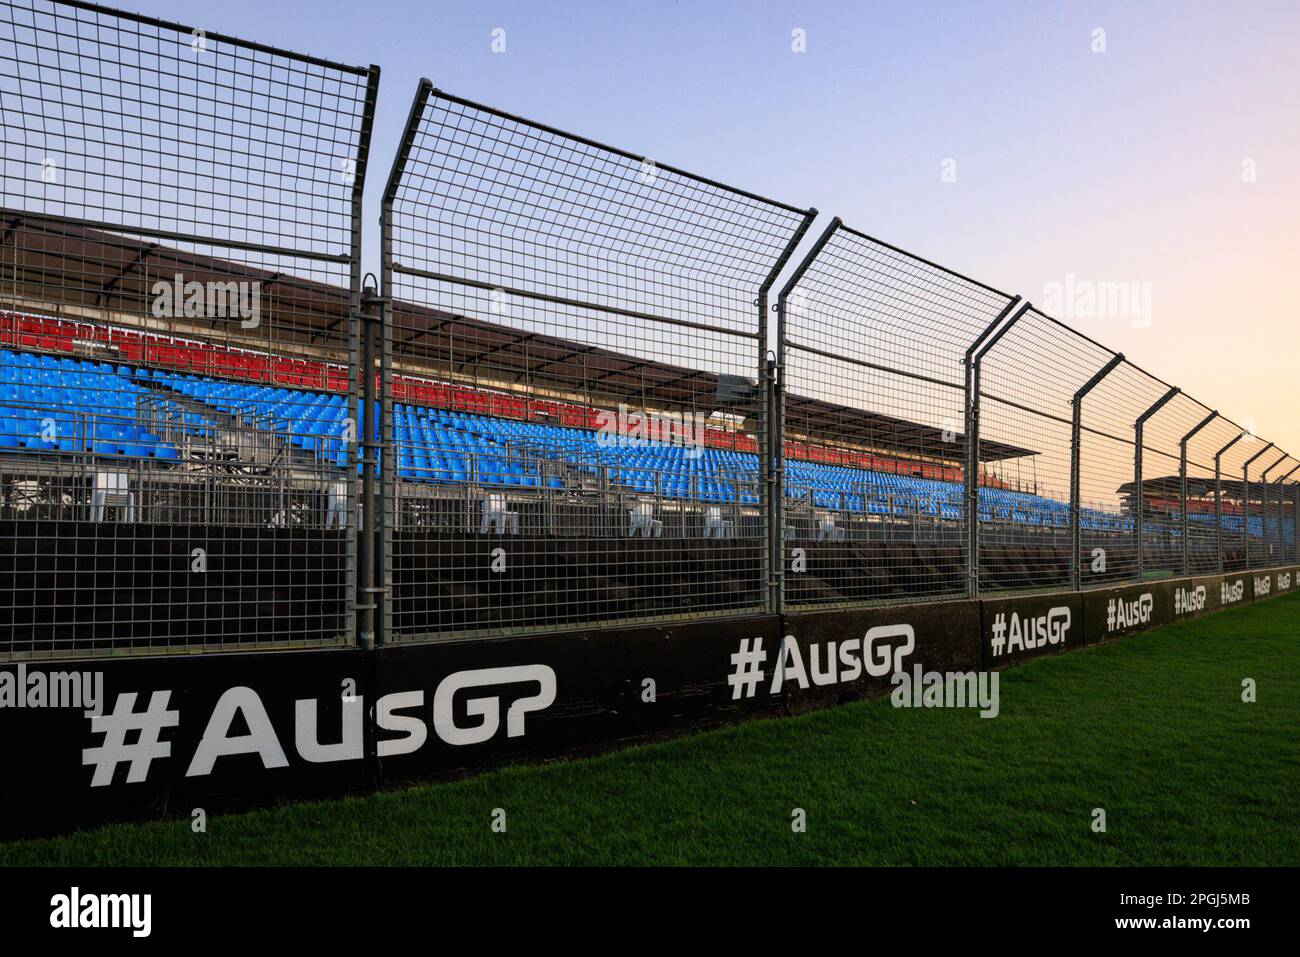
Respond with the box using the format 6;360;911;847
779;223;1015;607
1071;362;1161;587
976;310;1113;594
1183;416;1243;575
1135;393;1206;581
380;83;812;641
1257;456;1289;567
0;0;378;658
1251;450;1290;569
1290;485;1300;565
1214;434;1254;572
1239;439;1279;570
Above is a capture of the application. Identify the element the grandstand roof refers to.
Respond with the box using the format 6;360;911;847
2;209;1034;463
1117;475;1299;501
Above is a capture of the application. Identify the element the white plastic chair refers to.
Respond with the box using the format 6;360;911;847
629;501;663;538
817;516;844;541
703;506;734;539
480;494;519;534
91;471;135;523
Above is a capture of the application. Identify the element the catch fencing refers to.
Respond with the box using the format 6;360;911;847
779;224;1297;607
0;0;1295;661
0;0;378;656
378;81;815;641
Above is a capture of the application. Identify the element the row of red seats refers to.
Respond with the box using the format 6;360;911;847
785;439;962;482
1147;495;1249;516
0;313;350;391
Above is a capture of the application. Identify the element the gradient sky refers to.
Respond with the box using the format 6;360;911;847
124;0;1300;454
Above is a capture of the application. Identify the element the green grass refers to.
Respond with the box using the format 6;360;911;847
5;593;1299;866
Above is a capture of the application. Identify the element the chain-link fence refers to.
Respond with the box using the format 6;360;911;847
0;0;378;657
0;0;1294;661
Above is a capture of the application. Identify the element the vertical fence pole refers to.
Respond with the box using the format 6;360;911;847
1259;452;1287;567
1214;433;1243;573
1070;354;1124;590
378;79;433;645
759;209;818;615
1242;442;1274;571
963;299;1027;598
1133;387;1179;583
358;284;386;648
346;65;382;648
1275;464;1300;565
773;218;838;612
1178;410;1218;577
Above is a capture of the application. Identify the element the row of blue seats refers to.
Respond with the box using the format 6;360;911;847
2;353;1290;539
1;351;179;457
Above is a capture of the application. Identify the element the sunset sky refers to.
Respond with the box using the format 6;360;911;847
135;0;1300;456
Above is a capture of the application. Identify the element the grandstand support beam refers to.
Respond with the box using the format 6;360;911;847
761;209;821;614
1242;441;1275;571
1214;432;1245;573
1178;409;1219;577
1070;353;1125;589
1259;452;1289;566
963;298;1031;598
1133;386;1180;582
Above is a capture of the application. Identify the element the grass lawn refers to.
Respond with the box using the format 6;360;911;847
3;592;1298;866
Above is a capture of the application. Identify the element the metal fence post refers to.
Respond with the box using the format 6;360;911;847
345;65;381;649
1214;433;1243;572
1259;452;1288;567
1242;442;1274;571
773;218;838;612
1133;387;1179;582
378;80;432;646
964;299;1030;598
1070;354;1124;590
759;209;819;615
1178;409;1218;577
1275;464;1300;564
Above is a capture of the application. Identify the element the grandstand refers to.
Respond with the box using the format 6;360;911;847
1;224;1289;617
1;261;1283;645
1;204;1290;652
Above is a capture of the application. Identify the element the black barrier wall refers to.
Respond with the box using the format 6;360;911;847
0;649;372;839
374;616;786;784
4;573;1295;839
979;592;1083;669
781;601;982;713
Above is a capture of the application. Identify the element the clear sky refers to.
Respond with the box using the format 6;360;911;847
124;0;1300;455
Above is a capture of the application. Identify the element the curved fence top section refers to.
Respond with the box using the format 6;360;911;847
1;0;376;266
781;222;1016;395
384;84;813;361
